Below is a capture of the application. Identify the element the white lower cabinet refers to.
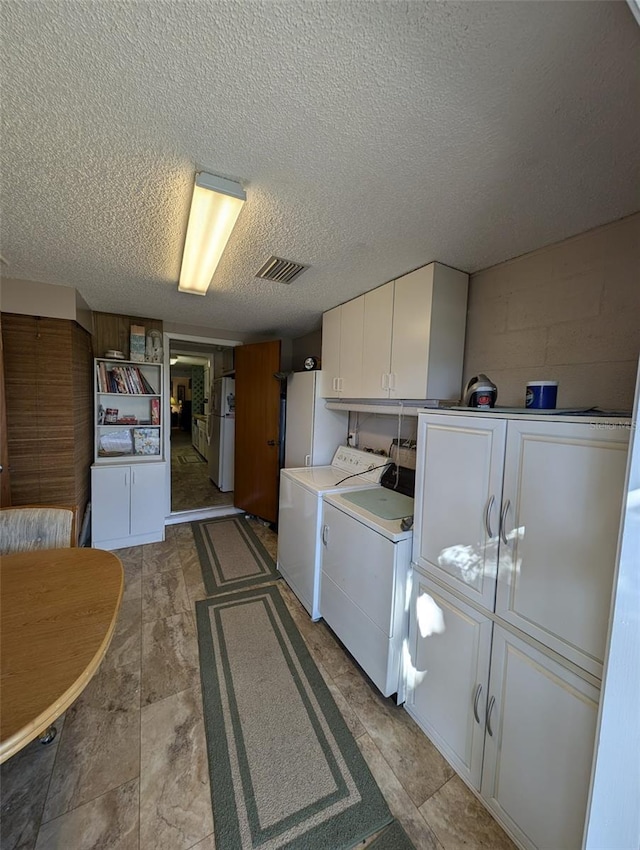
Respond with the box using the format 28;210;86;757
406;568;600;850
481;626;600;850
405;572;491;790
91;462;166;548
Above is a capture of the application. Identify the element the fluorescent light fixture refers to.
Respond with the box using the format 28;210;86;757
178;172;246;296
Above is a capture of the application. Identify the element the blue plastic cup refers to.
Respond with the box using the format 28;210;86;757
526;381;558;409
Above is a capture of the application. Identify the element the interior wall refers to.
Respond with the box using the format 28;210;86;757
2;313;93;520
348;411;418;454
292;329;322;372
93;311;163;361
0;278;93;333
463;213;640;410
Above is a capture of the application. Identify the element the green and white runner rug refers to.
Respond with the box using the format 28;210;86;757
196;585;395;850
192;515;279;596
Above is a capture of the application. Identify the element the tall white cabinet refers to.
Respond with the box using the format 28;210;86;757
321;262;468;401
284;371;348;468
91;357;166;549
406;411;630;850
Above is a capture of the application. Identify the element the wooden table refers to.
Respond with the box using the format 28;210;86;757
0;548;123;763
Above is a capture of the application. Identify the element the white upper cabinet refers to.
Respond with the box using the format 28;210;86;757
320;305;341;397
339;297;364;397
320;297;364;398
361;281;394;398
320;262;468;400
391;263;468;400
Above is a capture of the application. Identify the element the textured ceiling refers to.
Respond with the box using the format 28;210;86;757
1;1;639;338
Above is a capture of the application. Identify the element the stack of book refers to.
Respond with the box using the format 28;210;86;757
97;363;156;394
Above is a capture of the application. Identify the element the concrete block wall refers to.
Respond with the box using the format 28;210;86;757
463;212;640;410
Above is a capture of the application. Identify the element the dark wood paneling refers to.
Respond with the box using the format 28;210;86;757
92;312;162;361
1;314;93;518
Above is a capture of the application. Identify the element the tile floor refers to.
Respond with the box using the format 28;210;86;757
0;521;516;850
170;430;234;512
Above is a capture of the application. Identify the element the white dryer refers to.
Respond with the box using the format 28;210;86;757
277;446;390;620
320;480;414;700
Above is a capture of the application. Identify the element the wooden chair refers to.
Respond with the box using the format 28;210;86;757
0;505;78;555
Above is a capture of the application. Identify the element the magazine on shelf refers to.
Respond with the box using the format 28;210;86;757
133;427;161;455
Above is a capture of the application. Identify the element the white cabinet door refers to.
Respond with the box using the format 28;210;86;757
91;465;131;543
481;626;600;850
405;570;492;790
390;264;434;399
361;281;393;399
413;413;507;611
130;463;166;537
390;263;468;400
339;297;364;397
320;306;341;397
497;420;629;677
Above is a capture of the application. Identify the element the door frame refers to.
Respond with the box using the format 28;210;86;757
163;331;242;523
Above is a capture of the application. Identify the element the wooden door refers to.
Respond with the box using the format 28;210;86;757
0;316;10;506
234;339;281;523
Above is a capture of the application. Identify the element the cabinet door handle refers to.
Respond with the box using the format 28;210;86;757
381;373;388;390
304;454;311;467
124;472;128;487
499;499;511;545
484;495;495;538
131;470;136;486
388;373;396;390
322;525;329;546
473;683;483;724
486;695;496;736
333;377;338;392
338;377;344;392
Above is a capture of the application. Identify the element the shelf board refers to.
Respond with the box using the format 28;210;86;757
98;424;160;428
97;392;160;397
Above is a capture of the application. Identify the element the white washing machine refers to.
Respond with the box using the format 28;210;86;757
277;446;390;620
320;481;414;701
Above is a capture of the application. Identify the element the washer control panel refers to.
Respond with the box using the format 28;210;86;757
331;446;390;483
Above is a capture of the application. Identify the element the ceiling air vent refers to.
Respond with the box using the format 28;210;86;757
255;256;309;284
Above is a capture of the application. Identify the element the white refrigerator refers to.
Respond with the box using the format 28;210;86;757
284;371;348;468
208;377;235;491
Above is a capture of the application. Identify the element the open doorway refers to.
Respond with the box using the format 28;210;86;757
168;340;236;513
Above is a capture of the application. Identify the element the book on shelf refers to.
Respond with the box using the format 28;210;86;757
151;398;160;425
98;363;158;395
